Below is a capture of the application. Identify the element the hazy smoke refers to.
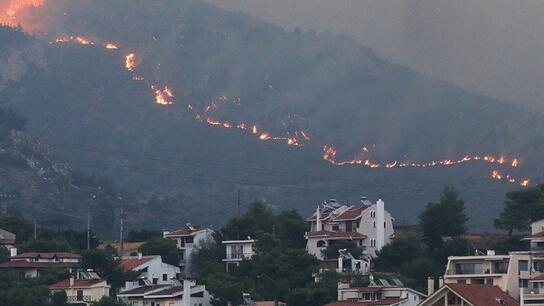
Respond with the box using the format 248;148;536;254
206;0;544;111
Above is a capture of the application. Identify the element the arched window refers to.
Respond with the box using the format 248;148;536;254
317;240;326;248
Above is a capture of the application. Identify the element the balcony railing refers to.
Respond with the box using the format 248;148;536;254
224;252;254;260
67;295;92;303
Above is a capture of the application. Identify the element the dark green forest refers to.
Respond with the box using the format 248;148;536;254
0;0;543;233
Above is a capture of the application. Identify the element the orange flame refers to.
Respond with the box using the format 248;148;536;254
0;0;44;28
104;43;118;49
125;53;136;72
151;85;174;105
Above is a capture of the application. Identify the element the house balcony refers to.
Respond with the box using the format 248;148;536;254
523;288;544;300
67;295;92;303
222;253;254;261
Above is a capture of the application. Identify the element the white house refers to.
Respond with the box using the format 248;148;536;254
420;283;519;306
442;250;544;301
49;277;111;305
0;251;81;278
306;198;394;259
0;228;15;250
323;280;425;306
118;279;212;306
163;225;214;274
222;239;256;272
120;255;180;287
523;218;544;250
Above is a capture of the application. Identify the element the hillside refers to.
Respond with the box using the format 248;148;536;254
0;0;542;231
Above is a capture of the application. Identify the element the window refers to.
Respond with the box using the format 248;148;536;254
317;240;326;248
447;292;462;305
384;221;386;228
519;260;529;271
153;278;158;284
163;273;168;281
231;244;243;259
485;278;494;285
373;221;376;228
370;239;376;247
457;279;466;284
520;279;529;288
346;222;353;232
370;211;375;218
76;290;84;301
474;278;485;284
332;224;339;231
186;236;194;244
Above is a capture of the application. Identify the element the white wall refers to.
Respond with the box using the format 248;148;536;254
358;204;394;257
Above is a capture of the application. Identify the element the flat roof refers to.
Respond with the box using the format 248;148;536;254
222;240;256;244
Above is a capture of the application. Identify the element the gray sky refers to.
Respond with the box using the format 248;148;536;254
206;0;544;111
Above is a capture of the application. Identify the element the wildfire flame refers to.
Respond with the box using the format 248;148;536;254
323;145;530;186
125;53;136;72
151;85;174;105
0;0;44;28
104;43;118;49
46;31;535;187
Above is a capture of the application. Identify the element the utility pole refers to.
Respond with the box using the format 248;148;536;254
236;189;241;240
119;205;125;257
33;219;37;240
87;205;91;250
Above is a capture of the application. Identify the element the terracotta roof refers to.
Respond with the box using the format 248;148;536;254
49;279;105;289
335;206;369;221
323;298;404;306
0;239;15;245
120;256;155;271
530;274;544;281
0;261;79;269
447;284;519;306
350;287;383;293
306;230;367;239
11;252;81;259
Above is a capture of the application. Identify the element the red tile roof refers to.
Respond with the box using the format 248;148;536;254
49;279;105;289
120;256;155;271
350;287;383;293
11;252;81;259
323;298;404;306
335;206;369;221
0;261;79;269
306;230;366;239
447;284;519;306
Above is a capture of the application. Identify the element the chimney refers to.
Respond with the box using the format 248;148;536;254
439;277;444;288
487;250;496;256
70;277;75;288
427;277;435;296
138;252;143;259
10;247;17;257
337;256;343;273
316;206;322;232
376;198;385;251
182;279;195;306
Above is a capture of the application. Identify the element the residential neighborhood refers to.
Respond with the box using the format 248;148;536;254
3;190;544;306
